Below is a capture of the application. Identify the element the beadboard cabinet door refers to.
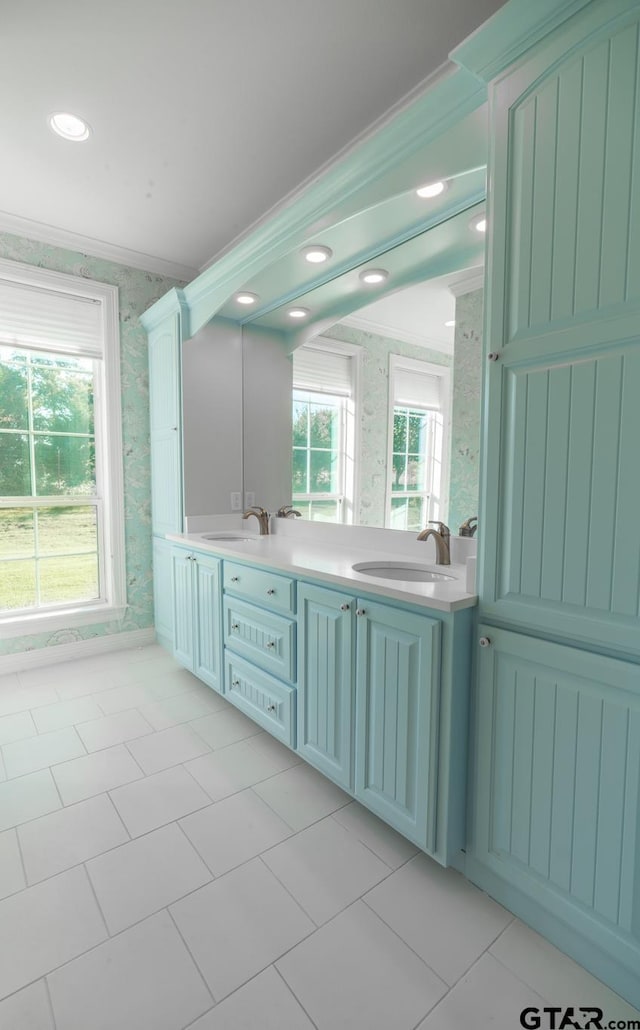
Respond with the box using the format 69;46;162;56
148;313;183;537
171;548;222;693
355;600;441;852
297;582;354;790
479;3;640;659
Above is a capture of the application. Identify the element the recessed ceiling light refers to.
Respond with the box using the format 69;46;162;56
416;180;447;199
48;112;91;142
302;245;333;264
235;292;259;305
288;307;309;319
471;216;487;233
445;320;456;327
359;269;389;285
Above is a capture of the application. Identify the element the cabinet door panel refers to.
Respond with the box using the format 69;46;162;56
194;554;222;692
171;551;194;669
355;601;441;852
473;625;640;972
298;582;354;790
153;538;174;648
148;315;182;535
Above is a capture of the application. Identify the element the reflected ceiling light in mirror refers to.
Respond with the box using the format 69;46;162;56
235;292;259;305
48;112;91;141
445;320;456;327
416;180;447;199
288;307;310;319
471;215;487;233
359;268;389;286
302;245;333;264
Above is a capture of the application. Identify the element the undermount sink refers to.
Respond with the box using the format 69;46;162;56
352;561;455;582
200;533;256;542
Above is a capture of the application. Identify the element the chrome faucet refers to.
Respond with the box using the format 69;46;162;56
416;521;451;565
458;516;478;538
242;506;270;535
276;505;302;519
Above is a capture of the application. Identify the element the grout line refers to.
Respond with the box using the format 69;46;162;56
166;906;216;1008
81;863;110;938
43;974;59;1030
255;854;320;930
273;963;321;1029
13;824;29;891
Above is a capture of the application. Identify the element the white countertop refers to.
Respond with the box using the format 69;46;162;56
167;523;477;613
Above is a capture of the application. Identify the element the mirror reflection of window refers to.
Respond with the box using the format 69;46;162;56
291;341;360;523
385;356;450;532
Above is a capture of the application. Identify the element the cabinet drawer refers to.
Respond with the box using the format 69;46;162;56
224;651;296;747
223;596;295;682
223;561;295;614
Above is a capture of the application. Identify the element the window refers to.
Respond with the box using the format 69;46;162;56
291;340;359;523
0;259;125;636
386;356;450;532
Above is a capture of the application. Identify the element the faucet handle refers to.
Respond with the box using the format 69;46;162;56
277;505;301;518
429;521;450;537
458;516;478;537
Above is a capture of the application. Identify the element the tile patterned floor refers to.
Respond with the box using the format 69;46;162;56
0;644;637;1029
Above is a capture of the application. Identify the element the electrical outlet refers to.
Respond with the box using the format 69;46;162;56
244;491;255;508
230;492;242;511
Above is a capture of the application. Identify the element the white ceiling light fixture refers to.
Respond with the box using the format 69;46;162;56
288;307;310;319
416;180;447;199
445;320;456;327
48;112;91;142
235;292;259;305
359;268;389;285
302;245;333;264
471;215;487;233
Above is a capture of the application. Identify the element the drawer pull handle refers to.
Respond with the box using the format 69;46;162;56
267;588;275;596
266;640;275;649
232;679;240;687
266;703;277;713
231;622;240;631
340;603;350;611
231;576;239;583
356;608;366;617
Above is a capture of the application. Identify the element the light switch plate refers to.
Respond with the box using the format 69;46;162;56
244;491;255;507
230;492;242;511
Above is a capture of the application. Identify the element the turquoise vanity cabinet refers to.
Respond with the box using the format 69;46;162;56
468;0;640;1006
170;545;223;693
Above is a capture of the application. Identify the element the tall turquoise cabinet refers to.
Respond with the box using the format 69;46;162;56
468;0;640;1006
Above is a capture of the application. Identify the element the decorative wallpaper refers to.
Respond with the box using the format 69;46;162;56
0;231;184;656
321;323;452;526
448;288;483;534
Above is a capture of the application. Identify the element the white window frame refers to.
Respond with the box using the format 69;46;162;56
292;337;362;524
385;355;451;530
0;258;126;638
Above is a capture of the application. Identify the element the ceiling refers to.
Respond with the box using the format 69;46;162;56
1;0;506;282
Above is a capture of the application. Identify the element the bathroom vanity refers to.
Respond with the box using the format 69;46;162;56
166;527;475;867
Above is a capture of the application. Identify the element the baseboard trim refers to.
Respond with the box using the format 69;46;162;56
0;628;156;674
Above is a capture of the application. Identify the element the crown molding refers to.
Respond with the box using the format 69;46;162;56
338;313;453;355
0;210;196;283
447;267;485;297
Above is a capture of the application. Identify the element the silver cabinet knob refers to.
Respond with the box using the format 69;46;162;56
231;622;240;631
231;575;239;583
487;352;500;362
340;603;350;611
267;588;275;596
266;703;276;713
356;608;366;617
232;679;240;687
266;641;275;649
479;636;491;648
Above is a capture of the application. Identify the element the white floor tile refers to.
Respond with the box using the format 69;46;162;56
0;828;26;899
170;858;314;1001
184;737;295;802
0;866;107;998
126;723;209;774
31;696;103;733
54;669;118;700
490;920;640;1023
51;744;143;805
86;823;212;934
0;979;55;1030
2;727;85;779
18;794;128;884
0;751;5;781
253;762;350;831
180;789;292;875
109;764;211;836
188;967;314;1030
0;686;60;718
0;673;20;692
0;769;61;831
139;689;227;731
277;900;447;1030
416;953;547;1030
247;731;301;770
188;707;266;749
364;854;512;986
262;815;390;924
75;709;153;752
47;910;212;1030
332;800;419;869
0;710;37;746
94;681;162;715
